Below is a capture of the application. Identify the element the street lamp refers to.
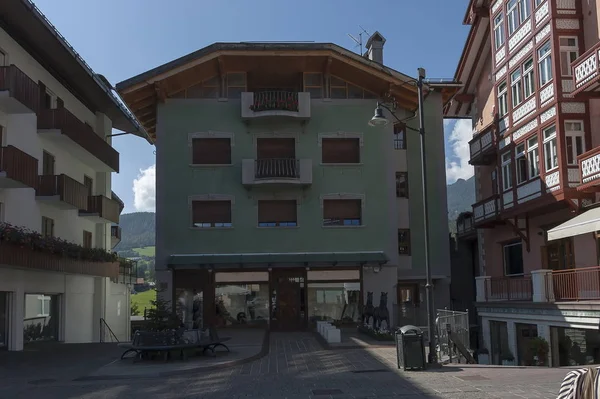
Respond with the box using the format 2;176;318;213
368;67;438;365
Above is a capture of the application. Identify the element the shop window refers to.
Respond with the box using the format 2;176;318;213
192;138;232;165
191;200;232;228
176;289;204;330
307;282;361;324
552;326;600;366
323;199;361;227
23;294;59;342
215;284;270;327
503;241;523;275
257;200;297;227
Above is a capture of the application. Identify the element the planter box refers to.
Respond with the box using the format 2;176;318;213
0;242;119;278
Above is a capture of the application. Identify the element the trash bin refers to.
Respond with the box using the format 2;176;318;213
395;325;426;371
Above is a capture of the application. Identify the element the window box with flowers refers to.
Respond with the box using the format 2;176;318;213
0;222;119;278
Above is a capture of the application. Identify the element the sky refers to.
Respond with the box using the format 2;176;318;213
32;0;474;214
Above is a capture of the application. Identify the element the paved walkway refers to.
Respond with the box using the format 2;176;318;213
0;332;569;398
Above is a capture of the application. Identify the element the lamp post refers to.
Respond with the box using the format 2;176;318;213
368;68;438;365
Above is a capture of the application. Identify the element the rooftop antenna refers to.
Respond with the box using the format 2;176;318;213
347;26;370;55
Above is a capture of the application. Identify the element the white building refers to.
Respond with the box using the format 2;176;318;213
0;0;148;351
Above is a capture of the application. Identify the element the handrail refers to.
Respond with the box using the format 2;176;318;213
100;318;119;343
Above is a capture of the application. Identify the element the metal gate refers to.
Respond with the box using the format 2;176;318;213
436;309;470;363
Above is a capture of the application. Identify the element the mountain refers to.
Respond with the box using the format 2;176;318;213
446;176;476;233
115;212;155;252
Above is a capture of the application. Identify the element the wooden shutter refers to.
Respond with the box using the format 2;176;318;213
258;200;296;223
323;199;361;220
38;81;46;109
192;138;231;164
256;138;295;159
84;176;93;196
321;138;360;163
192;201;231;225
56;97;64;109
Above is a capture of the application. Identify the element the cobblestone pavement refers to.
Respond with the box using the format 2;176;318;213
0;333;567;399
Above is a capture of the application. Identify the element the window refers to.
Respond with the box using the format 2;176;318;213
503;241;524;275
37;295;51;317
516;143;528;184
396;172;408;198
494;13;505;49
226;73;246;99
535;0;544;7
323;199;361;226
538;42;553;86
42;151;55;175
44;89;58;109
511;69;523;107
523;58;535;98
560;37;579;77
498;81;508;117
321;138;360;164
84;175;93;196
543;126;558;171
507;0;519;35
527;136;540;178
258;200;297;227
328;76;376;99
191;200;232;228
518;0;530;23
83;231;92;248
565;121;585;165
186;76;220;99
41;216;54;238
393;123;406;150
191;138;231;165
502;152;512;190
398;229;411;255
0;50;6;67
303;73;323;99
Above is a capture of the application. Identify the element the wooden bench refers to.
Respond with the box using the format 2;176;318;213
118;329;197;361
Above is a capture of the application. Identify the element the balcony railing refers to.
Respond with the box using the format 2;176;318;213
572;41;600;96
549;266;600;301
37;174;89;210
83;195;120;224
472;195;500;227
37;108;119;171
578;146;600;190
468;128;496;166
241;92;311;120
0;65;40;113
485;276;533;301
0;145;38;189
457;217;475;237
255;158;299;179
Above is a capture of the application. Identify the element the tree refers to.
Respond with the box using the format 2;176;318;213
144;292;181;331
131;302;140;316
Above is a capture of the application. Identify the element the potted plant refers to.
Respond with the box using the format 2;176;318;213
501;350;515;366
477;348;490;365
529;337;549;366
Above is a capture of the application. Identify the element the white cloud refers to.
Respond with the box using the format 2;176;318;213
132;164;156;212
445;119;474;184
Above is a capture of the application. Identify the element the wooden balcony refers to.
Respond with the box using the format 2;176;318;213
572;41;600;96
485;276;533;301
242;158;312;186
472;195;501;228
37;108;119;172
577;146;600;192
456;212;476;240
468;127;496;166
0;65;40;114
0;242;118;279
36;174;89;210
79;195;120;224
0;145;38;189
548;266;600;301
241;91;311;120
111;225;122;249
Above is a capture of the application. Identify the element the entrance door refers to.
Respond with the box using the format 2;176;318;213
271;270;306;331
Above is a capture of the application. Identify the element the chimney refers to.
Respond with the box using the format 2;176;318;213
365;31;386;64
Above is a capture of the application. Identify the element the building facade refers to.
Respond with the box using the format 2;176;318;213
447;0;600;367
117;35;458;332
0;0;146;351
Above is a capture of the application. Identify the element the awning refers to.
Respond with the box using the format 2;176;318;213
547;207;600;241
168;251;388;268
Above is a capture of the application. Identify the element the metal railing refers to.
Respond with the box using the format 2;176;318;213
0;65;40;112
436;309;470;363
486;275;533;301
550;266;600;301
99;318;119;343
250;91;299;112
38;174;89;210
0;145;38;188
255;158;299;179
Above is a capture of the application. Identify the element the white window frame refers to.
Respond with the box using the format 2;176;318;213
518;0;530;24
502;151;513;191
538;41;553;87
37;295;51;317
494;13;505;49
507;0;519;35
527;136;540;178
516;143;528;184
523;58;535;99
498;81;508;117
564;120;585;166
543;125;558;172
511;69;523;107
559;37;579;77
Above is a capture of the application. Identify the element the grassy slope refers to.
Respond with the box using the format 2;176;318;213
133;246;156;257
131;289;156;312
